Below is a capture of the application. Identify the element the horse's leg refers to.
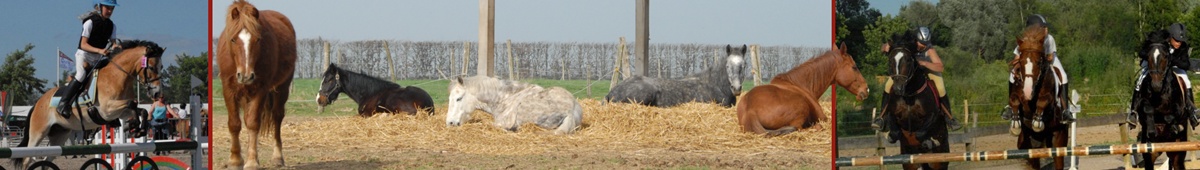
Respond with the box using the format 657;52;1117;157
1054;129;1068;170
1166;151;1184;170
270;92;287;167
224;95;244;170
1019;132;1040;169
45;128;71;163
1145;152;1159;170
899;145;919;170
242;97;264;170
18;119;50;169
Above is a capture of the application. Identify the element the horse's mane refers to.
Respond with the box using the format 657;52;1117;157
890;30;920;54
219;0;262;52
328;64;402;96
111;40;164;58
1140;30;1171;58
775;46;843;92
1017;25;1047;55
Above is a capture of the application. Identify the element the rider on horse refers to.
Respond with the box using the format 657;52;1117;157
1003;14;1075;125
1130;23;1197;128
59;0;121;117
875;26;962;132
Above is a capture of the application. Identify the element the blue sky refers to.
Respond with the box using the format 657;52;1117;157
0;1;207;83
867;0;937;16
211;0;832;47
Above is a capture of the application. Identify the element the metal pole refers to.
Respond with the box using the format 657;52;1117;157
191;94;205;170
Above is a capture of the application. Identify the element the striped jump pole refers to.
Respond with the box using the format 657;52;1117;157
0;141;198;158
837;141;1200;167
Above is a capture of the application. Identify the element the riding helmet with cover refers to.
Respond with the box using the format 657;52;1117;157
94;0;118;7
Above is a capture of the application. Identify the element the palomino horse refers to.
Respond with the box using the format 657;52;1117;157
446;75;583;135
12;40;164;168
606;45;747;107
880;31;949;170
1009;25;1072;170
736;43;868;136
1131;30;1189;170
218;0;297;169
316;63;435;116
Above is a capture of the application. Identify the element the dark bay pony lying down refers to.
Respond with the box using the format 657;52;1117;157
737;43;868;136
316;64;434;117
605;44;747;107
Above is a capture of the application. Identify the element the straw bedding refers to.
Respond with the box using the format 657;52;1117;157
213;99;832;167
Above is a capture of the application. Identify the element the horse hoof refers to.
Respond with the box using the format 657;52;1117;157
1009;121;1022;136
244;161;259;170
272;157;285;167
1032;121;1045;132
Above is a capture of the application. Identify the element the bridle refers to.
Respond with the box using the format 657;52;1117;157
889;46;926;97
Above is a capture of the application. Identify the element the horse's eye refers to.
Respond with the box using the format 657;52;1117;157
455;96;462;102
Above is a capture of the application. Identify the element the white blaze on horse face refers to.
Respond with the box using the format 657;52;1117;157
1153;49;1161;64
238;29;252;71
1023;58;1034;101
893;52;904;74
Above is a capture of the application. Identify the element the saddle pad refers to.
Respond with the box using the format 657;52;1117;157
48;74;98;108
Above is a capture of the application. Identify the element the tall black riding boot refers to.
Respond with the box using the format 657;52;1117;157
57;79;83;117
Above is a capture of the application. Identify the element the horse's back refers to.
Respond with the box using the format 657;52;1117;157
606;76;659;105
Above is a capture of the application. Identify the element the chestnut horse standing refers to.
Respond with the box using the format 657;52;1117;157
11;40;164;169
736;43;868;136
218;0;297;169
1009;25;1072;170
1131;30;1189;170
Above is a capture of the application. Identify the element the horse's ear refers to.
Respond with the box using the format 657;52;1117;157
230;7;239;20
725;45;732;55
881;41;891;53
839;43;848;55
455;76;464;85
740;44;748;54
250;7;260;18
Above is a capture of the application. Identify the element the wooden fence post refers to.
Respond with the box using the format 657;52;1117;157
384;40;395;80
611;37;626;89
751;44;761;86
873;108;885;170
507;39;514;80
462;41;470;75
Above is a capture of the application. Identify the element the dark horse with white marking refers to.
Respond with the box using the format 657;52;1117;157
1131;29;1190;170
606;45;747;107
218;0;296;169
880;30;949;170
315;63;435;116
1009;25;1072;170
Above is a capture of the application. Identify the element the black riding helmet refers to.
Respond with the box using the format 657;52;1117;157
1026;14;1049;29
1169;23;1187;43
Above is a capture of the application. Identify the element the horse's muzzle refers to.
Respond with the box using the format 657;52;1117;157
236;72;256;84
447;121;462;127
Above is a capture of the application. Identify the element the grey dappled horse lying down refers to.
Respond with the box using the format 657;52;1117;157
445;75;583;135
605;45;747;107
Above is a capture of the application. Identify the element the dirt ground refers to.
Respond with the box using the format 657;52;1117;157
0;152;198;170
839;123;1200;169
212;99;833;169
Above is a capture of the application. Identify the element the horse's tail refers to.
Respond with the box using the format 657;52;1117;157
556;101;584;135
12;97;38;167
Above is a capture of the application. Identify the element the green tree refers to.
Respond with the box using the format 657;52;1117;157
0;44;48;105
1140;0;1182;34
898;0;952;46
938;0;1018;61
163;52;208;103
836;0;882;62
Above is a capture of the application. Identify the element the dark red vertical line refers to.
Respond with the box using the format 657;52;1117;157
207;0;214;168
830;0;838;168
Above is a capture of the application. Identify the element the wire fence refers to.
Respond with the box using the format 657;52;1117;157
837;93;1134;136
